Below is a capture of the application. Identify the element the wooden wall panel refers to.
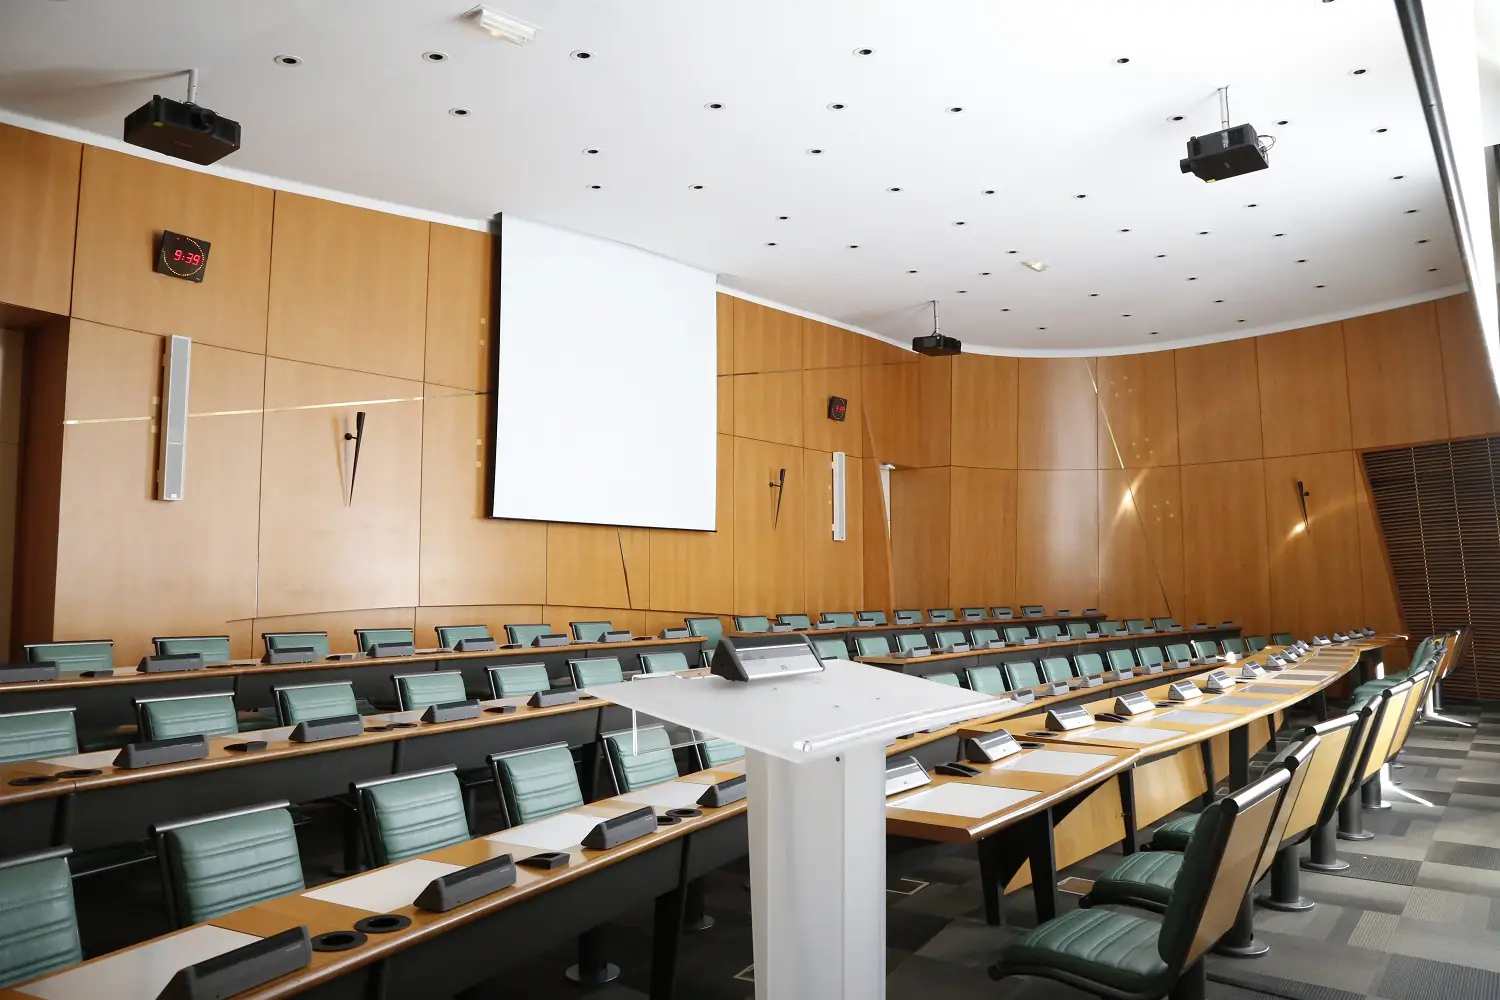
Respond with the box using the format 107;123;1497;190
0;330;22;653
13;322;68;650
1175;339;1262;464
72;147;273;352
414;605;545;648
805;320;863;370
1017;358;1097;470
1181;460;1270;633
1096;351;1178;468
915;357;953;468
266;193;429;380
1435;293;1500;439
731;297;803;374
802;366;861;455
424;224;491;392
803;449;864;614
257;359;423;617
542;606;647;639
0;124;80;316
417;387;547;606
1015;470;1098;608
251;607;415;657
863;336;915;366
890;467;950;608
862;362;921;466
1255;322;1352;457
717;376;733;433
648;435;735;614
947;467;1017;608
546;523;650;610
861;415;894;612
1355;469;1405;635
950;354;1018;470
716;293;733;375
731;370;803;447
1263;451;1364;637
731;437;805;613
1344;301;1449;448
1098;467;1183;620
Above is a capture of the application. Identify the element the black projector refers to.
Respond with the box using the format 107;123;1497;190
911;333;962;356
1180;124;1268;182
124;95;240;165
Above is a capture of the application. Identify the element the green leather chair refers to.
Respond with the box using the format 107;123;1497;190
965;666;1009;695
1221;637;1247;655
435;624;491;649
0;709;78;765
812;638;850;660
856;610;888;625
355;628;415;654
1271;632;1295;646
154;802;304;927
490;743;585;828
1165;643;1192;664
0;847;82;988
1040;656;1074;683
640;651;690;674
971;627;1000;646
695;732;744;768
1005;661;1043;689
1124;618;1149;635
733;616;770;632
136;693;239;741
604;725;680;792
1075;652;1106;677
1067;622;1090;639
854;636;891;657
153;635;232;664
777;614;811;629
1348;637;1436;699
894;610;923;625
1135;645;1165;668
1191;639;1220;659
505;623;554;647
24;641;113;674
261;632;330;658
820;612;857;627
353;766;471;866
487;663;551;699
1245;635;1269;652
896;633;929;653
1155;617;1179;631
1107;649;1137;674
570;657;624;689
1036;624;1062;641
989;767;1291;1000
1003;626;1032;643
990;607;1015;620
273;682;358;725
927;609;957;623
392;671;466;711
1097;620;1122;636
685;617;725;649
934;629;968;650
570;621;613;642
928;673;962;687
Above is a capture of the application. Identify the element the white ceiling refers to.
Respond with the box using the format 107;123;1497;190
0;0;1468;354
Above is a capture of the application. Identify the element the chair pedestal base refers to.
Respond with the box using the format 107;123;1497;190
1212;893;1270;958
566;928;620;985
1302;817;1350;872
1262;844;1315;912
1336;791;1373;842
684;879;715;932
1171;960;1207;1000
1362;775;1390;811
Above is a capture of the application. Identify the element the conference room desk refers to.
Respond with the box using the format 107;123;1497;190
724;609;1109;646
0;636;704;733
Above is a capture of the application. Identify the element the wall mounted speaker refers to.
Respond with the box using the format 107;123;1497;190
157;335;191;501
831;451;847;542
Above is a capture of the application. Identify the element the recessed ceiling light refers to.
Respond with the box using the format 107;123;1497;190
1237;319;1246;323
947;106;965;114
1149;331;1159;335
422;50;449;62
589;184;601;190
704;102;724;110
1428;267;1439;272
957;289;968;293
766;242;777;246
1007;249;1018;254
1115;57;1131;64
1273;233;1285;237
688;184;704;190
1038;326;1047;331
273;54;302;66
1276;119;1289;125
777;215;789;220
570;50;592;59
1169;115;1185;121
1296;258;1307;263
980;271;991;275
1392;174;1405;180
807;148;824;155
1214;299;1224;303
1405;209;1419;214
1156;254;1167;258
1075;194;1087;199
1001;308;1010;312
953;221;967;226
1316;284;1326;288
1089;293;1099;297
465;7;540;45
848;244;859;249
1021;260;1048;272
887;186;903;192
907;269;919;274
827;102;846;110
1351;68;1367;75
982;189;996;195
1122;313;1132;317
1373;127;1388;134
448;107;471;117
1416;238;1429;244
1198;230;1210;235
1187;276;1198;281
853;47;875;56
583;148;599;154
1246;203;1258;208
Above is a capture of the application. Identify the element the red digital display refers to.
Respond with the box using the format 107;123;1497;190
155;231;211;282
827;395;848;422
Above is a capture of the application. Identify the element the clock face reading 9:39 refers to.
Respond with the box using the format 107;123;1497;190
155;231;211;282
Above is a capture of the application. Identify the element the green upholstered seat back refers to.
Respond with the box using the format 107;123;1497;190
491;744;585;826
160;806;303;926
0;850;81;988
821;612;857;626
1107;649;1136;673
971;628;999;645
355;628;414;654
1005;661;1042;688
928;673;961;687
854;636;890;657
1003;626;1032;643
571;657;624;688
1155;617;1179;631
605;726;680;791
777;614;811;629
25;641;113;674
685;617;725;648
139;694;239;741
1165;643;1192;663
896;633;929;652
928;609;956;622
359;770;470;866
570;621;613;642
1245;635;1269;651
435;624;490;648
1221;637;1247;654
640;651;690;674
733;616;770;632
1040;657;1073;682
487;663;551;698
274;683;358;725
1191;639;1220;658
1036;624;1062;641
857;610;888;625
0;710;78;765
965;666;1008;694
934;629;967;649
1271;632;1295;645
894;610;923;625
1097;621;1122;635
813;638;850;660
1124;618;1148;634
262;632;330;658
392;671;466;711
505;623;554;646
1066;622;1089;638
698;735;744;768
1137;645;1165;666
1075;653;1105;677
990;607;1014;619
153;636;232;663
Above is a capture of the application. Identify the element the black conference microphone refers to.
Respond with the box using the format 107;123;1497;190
345;411;367;502
770;467;786;527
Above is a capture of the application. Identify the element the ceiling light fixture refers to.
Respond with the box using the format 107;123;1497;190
887;186;902;192
422;50;449;62
688;184;704;190
273;54;302;66
1276;119;1289;125
464;6;540;44
1351;68;1367;75
953;221;967;226
570;50;592;60
583;148;599;154
1373;127;1388;134
807;148;824;155
777;215;789;220
853;47;875;56
982;189;996;195
1021;260;1048;272
705;102;724;110
827;103;846;110
448;107;471;116
1116;57;1131;64
947;106;965;113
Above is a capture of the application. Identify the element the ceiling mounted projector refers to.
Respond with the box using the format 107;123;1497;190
123;69;239;165
912;299;961;356
1179;86;1273;183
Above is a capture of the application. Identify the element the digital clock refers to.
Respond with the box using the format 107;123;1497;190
155;231;211;282
827;395;847;422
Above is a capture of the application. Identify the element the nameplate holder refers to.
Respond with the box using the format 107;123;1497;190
659;627;690;639
1022;638;1040;646
1167;680;1203;702
977;639;1006;650
532;634;570;647
963;730;1021;763
1239;663;1266;680
1010;689;1036;704
769;624;795;633
1045;681;1070;697
1076;675;1104;689
518;852;570;870
114;735;209;769
962;611;984;621
897;647;932;658
1115;668;1134;680
1140;663;1165;675
369;642;416;658
263;646;319;665
1045;706;1093;731
1142;627;1158;633
414;854;516;912
1203;670;1237;693
1362;626;1376;637
422;699;482;723
0;662;61;683
943;642;971;653
529;689;580;708
1114;692;1154;716
290;714;364;742
884;756;931;796
1083;631;1101;640
453;637;498;652
155;925;311;1000
139;654;206;674
599;631;633;643
1264;655;1286;670
1332;632;1349;643
813;621;841;630
1172;659;1193;670
582;806;657;849
857;615;882;625
1192;623;1210;630
698;774;748;807
1312;636;1331;645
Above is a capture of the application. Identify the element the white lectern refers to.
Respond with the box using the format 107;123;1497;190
586;654;1007;999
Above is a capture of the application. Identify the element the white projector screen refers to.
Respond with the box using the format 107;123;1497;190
491;215;718;529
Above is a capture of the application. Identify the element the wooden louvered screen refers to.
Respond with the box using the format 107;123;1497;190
1364;439;1498;701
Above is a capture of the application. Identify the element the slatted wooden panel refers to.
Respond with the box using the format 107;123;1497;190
1363;440;1500;700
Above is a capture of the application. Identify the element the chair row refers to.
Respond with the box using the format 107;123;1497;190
910;641;1242;693
825;631;1264;663
0;726;745;988
731;605;1094;632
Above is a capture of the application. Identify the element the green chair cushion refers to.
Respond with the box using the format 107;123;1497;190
1124;619;1148;634
896;633;929;652
1098;621;1122;636
1086;850;1183;910
928;609;956;622
571;657;624;688
1106;649;1136;673
928;673;961;687
140;695;239;741
275;683;358;725
812;638;850;660
0;711;78;765
355;629;414;654
1075;653;1105;677
1137;646;1165;667
821;612;857;627
1005;660;1042;689
1036;624;1062;641
1040;657;1073;682
854;636;890;657
164;809;303;924
990;607;1015;619
505;624;553;646
685;617;724;648
393;672;466;711
699;736;744;767
640;651;690;674
1245;635;1269;651
0;854;82;988
778;614;812;629
734;616;770;632
858;611;888;625
1149;813;1199;851
894;610;923;625
154;636;232;663
1192;640;1220;658
606;726;680;791
1165;643;1192;663
1001;908;1169;994
362;772;470;865
26;642;113;674
571;621;613;642
934;630;967;649
1067;622;1090;638
493;746;585;826
971;628;999;645
1271;632;1295;646
488;663;551;699
1221;637;1247;655
435;625;490;648
262;633;330;658
965;666;1008;695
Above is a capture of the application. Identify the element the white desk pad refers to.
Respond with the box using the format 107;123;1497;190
18;925;260;1000
1067;726;1186;745
486;811;601;852
37;749;121;769
889;783;1037;818
1207;695;1282;708
303;858;462;913
1269;673;1330;682
1153;709;1234;727
995;749;1116;776
614;780;708;810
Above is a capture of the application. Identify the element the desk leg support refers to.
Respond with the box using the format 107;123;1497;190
1027;810;1059;923
588;708;608;802
1312;690;1329;723
1303;816;1349;871
650;836;694;1000
51;795;74;848
565;928;620;985
977;834;1005;927
1198;742;1217;809
1263;842;1314;911
683;879;714;931
1212;891;1269;958
1229;726;1250;790
1117;770;1139;856
1337;788;1374;842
